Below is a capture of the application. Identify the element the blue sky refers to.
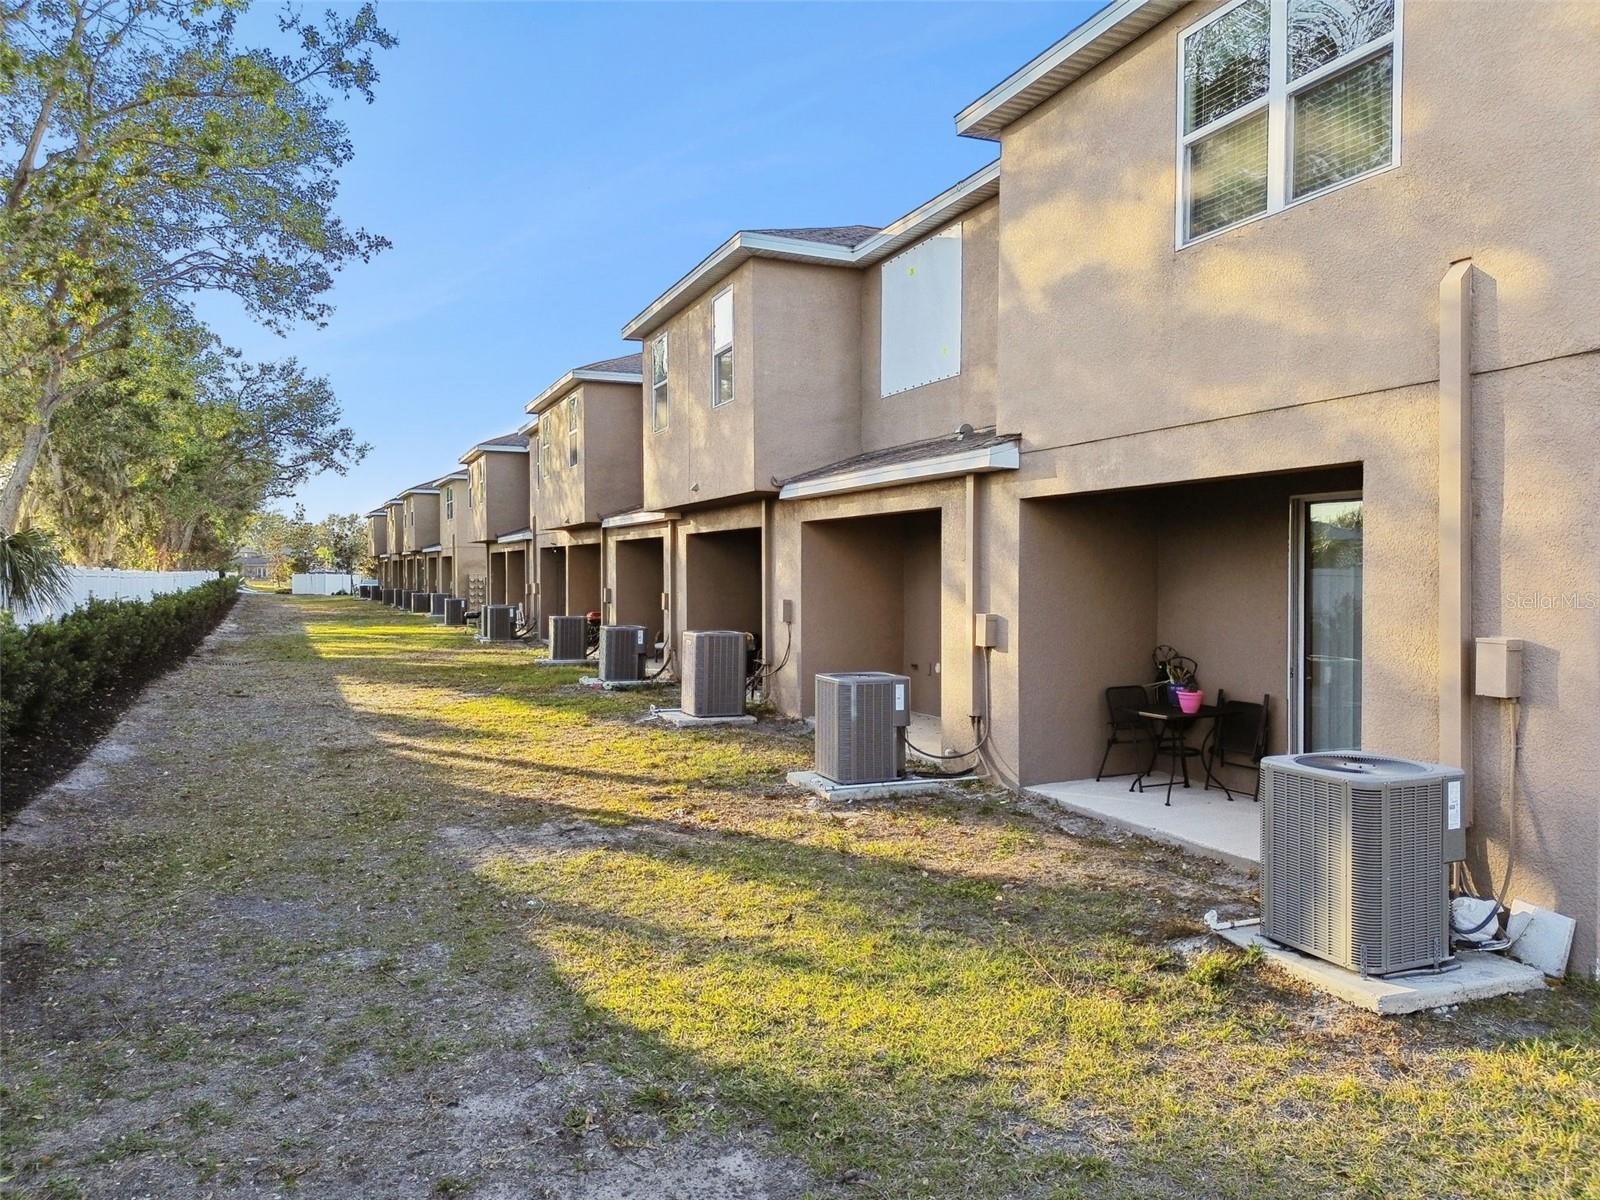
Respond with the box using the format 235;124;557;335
201;1;1097;519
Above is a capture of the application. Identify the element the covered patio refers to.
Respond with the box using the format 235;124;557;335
1016;466;1364;867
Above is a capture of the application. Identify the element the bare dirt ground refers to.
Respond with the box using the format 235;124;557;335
1;597;818;1199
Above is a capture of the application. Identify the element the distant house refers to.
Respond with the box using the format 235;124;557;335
238;552;272;581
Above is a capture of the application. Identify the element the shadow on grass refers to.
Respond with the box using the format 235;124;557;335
282;597;1599;1200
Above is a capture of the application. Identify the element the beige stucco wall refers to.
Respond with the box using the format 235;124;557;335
988;0;1600;970
467;452;530;542
365;515;388;559
401;493;440;554
535;382;642;530
642;260;862;511
858;199;1000;450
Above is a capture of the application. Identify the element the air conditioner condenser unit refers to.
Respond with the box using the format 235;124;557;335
410;592;432;614
429;593;448;621
814;672;910;785
598;625;647;682
479;604;515;641
1260;751;1466;976
681;630;748;717
443;597;467;626
548;614;587;663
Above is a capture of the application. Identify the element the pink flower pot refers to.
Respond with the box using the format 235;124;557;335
1176;688;1204;714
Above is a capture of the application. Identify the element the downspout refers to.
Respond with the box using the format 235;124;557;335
1439;258;1473;819
965;473;981;723
761;497;773;704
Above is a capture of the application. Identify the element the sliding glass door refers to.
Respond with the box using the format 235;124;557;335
1291;495;1363;751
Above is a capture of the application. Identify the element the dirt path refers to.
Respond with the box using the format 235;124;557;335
1;596;818;1199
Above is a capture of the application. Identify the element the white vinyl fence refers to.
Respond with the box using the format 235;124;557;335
5;568;218;628
290;572;376;596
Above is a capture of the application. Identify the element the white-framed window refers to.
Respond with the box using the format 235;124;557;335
880;225;963;397
1177;0;1400;245
651;334;670;432
566;393;580;466
445;486;454;520
711;289;734;407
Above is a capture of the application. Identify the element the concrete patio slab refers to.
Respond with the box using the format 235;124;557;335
578;675;670;691
1211;921;1545;1014
650;707;755;728
786;770;949;804
534;658;589;667
1027;776;1260;873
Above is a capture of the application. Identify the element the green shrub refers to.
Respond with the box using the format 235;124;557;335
1;579;237;747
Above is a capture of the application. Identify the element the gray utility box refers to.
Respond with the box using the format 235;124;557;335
429;592;448;621
1260;752;1466;977
814;672;910;785
395;589;411;609
548;614;588;663
410;592;432;614
443;597;467;626
682;630;747;717
598;625;647;682
479;604;515;641
381;587;393;605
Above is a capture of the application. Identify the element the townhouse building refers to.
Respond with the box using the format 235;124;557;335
361;0;1597;971
397;482;443;593
431;467;490;603
365;508;389;584
460;433;532;614
526;356;645;632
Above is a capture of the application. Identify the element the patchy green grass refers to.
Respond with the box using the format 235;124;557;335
2;596;1596;1200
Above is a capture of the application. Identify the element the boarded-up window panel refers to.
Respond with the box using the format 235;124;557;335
880;226;962;397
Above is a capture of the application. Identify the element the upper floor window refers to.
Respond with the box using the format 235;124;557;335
651;334;669;431
566;393;580;466
880;225;963;397
711;289;734;407
444;486;454;520
1178;0;1399;245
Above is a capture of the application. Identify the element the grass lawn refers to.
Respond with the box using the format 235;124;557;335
2;596;1596;1199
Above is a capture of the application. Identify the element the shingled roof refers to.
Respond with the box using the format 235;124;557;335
576;353;642;375
747;225;880;248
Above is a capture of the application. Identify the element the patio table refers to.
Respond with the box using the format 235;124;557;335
1131;703;1234;804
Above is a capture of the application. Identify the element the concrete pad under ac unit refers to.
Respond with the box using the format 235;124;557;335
1208;921;1545;1014
786;770;950;804
1506;901;1576;978
579;675;669;691
650;707;755;728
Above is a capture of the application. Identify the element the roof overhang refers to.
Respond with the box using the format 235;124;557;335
490;528;535;545
399;486;441;498
459;443;530;465
431;470;468;487
525;369;643;416
517;415;539;436
956;0;1185;140
419;543;443;554
778;439;1020;501
600;509;681;530
621;161;1000;341
365;508;388;518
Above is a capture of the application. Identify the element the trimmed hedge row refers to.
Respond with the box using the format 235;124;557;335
1;578;238;746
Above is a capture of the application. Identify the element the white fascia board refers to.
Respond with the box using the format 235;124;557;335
431;470;468;487
621;232;858;342
525;370;644;415
517;416;539;435
955;0;1181;139
853;161;1000;265
419;543;443;554
621;171;1002;341
600;509;681;530
457;444;529;465
778;441;1020;501
399;487;441;497
492;528;535;544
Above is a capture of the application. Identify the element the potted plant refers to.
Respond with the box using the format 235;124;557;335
1167;659;1203;713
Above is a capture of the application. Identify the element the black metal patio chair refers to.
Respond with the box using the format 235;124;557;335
1202;693;1270;801
1096;685;1155;781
